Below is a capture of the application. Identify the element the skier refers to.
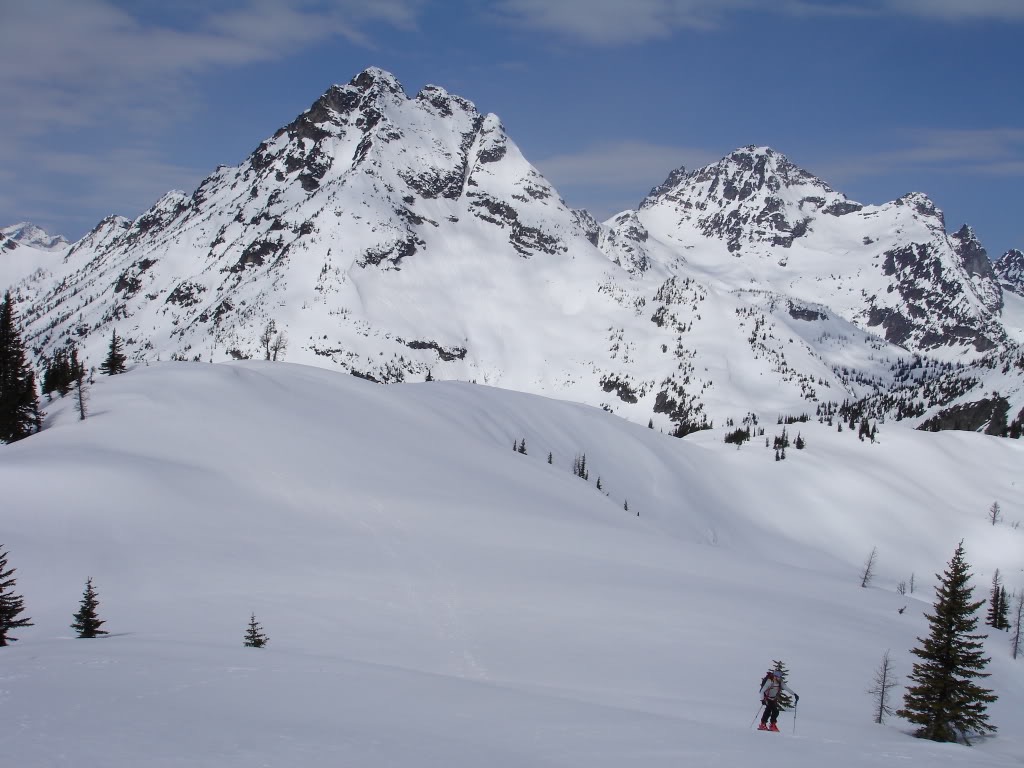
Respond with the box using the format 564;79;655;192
758;670;799;731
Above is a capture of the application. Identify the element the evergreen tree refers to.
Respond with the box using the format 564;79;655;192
517;438;526;454
0;545;33;646
771;659;795;709
244;613;269;648
71;577;107;638
0;291;43;444
897;541;997;744
986;570;1004;629
996;586;1010;631
572;453;589;480
547;451;552;465
99;329;127;375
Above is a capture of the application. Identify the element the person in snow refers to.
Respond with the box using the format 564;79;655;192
758;670;799;731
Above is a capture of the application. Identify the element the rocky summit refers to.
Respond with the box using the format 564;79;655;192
4;68;1024;437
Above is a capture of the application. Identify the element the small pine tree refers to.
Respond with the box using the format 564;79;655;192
647;418;653;429
897;541;997;744
0;545;33;646
244;613;268;648
623;499;629;513
794;432;805;449
573;453;589;480
986;570;1004;629
996;586;1010;631
771;660;795;709
596;476;602;491
547;451;552;465
71;577;107;638
517;438;527;454
99;330;127;375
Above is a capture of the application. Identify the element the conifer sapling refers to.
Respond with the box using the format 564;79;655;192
244;613;269;648
0;545;33;646
71;577;108;638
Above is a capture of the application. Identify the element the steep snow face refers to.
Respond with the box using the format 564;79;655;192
632;148;1008;358
639;146;855;257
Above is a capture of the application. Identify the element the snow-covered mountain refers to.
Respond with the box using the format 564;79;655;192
1;221;69;252
995;249;1024;296
5;68;1023;436
2;361;1022;766
1;222;67;294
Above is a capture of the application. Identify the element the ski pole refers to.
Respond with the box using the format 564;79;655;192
750;704;764;729
792;702;798;735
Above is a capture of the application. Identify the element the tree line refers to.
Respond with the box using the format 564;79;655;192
2;289;137;444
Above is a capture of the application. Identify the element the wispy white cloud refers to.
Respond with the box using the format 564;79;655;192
493;0;750;44
495;0;1024;45
0;0;424;138
536;140;718;188
0;0;425;237
882;0;1024;22
818;129;1024;183
533;140;720;216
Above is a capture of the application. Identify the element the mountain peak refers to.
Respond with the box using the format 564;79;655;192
0;222;68;251
894;191;942;221
350;66;405;96
639;145;852;254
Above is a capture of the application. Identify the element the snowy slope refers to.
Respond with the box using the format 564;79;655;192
1;362;1022;767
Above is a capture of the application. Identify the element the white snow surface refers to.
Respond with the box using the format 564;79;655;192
2;361;1022;767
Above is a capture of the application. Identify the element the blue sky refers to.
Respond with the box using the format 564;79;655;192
2;0;1022;257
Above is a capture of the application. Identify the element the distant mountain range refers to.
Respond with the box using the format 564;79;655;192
4;68;1023;436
